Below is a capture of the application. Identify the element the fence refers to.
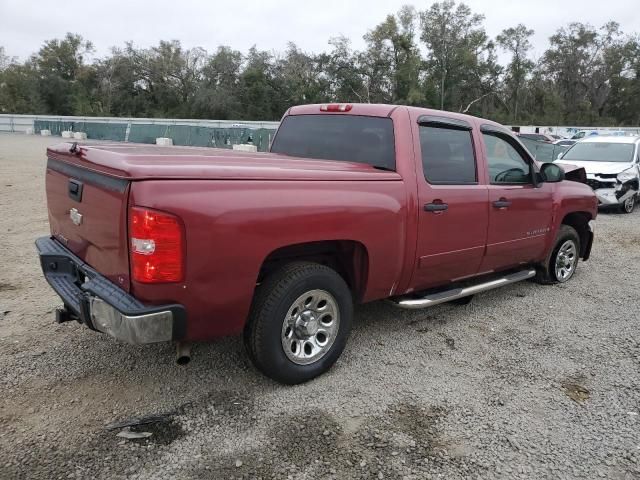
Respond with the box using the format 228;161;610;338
0;114;280;152
511;125;640;138
1;113;630;159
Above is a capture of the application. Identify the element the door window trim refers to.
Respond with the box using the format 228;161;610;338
418;115;473;131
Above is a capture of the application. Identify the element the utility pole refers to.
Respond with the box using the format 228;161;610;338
441;69;445;110
440;18;447;111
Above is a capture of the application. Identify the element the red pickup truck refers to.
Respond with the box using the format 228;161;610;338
37;103;597;384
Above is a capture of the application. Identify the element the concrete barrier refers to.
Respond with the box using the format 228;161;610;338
61;131;74;138
156;137;173;146
73;132;87;140
233;144;258;152
40;130;51;136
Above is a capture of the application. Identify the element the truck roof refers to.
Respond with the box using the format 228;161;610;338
288;103;494;127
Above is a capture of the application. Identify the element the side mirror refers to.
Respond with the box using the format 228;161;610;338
556;152;564;160
541;163;565;183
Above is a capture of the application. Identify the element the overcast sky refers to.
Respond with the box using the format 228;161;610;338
1;0;639;63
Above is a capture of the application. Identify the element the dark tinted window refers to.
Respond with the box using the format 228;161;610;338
270;115;395;170
419;126;477;184
483;133;532;184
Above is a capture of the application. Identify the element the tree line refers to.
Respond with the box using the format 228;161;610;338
1;1;639;126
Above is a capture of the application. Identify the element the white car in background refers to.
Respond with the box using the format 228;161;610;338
554;139;576;147
556;136;640;213
570;129;628;140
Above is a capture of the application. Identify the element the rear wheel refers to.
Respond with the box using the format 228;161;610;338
244;262;353;384
535;225;581;284
621;194;636;214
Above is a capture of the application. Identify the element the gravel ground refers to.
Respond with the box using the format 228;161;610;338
1;133;639;480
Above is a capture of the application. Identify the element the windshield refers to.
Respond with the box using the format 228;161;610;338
270;114;396;170
561;142;635;163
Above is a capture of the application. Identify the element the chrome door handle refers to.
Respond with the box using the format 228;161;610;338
493;198;511;209
424;202;448;212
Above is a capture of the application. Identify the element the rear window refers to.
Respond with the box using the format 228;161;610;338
270;114;396;170
561;142;635;162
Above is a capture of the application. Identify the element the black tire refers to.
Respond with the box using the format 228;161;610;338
535;225;581;285
244;262;353;384
620;194;636;214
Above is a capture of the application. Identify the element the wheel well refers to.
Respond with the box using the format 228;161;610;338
258;241;369;302
561;212;592;258
626;178;639;191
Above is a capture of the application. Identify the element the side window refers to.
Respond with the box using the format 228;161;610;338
482;133;532;184
419;126;477;184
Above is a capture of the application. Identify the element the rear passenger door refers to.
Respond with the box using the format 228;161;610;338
411;116;489;291
479;126;554;273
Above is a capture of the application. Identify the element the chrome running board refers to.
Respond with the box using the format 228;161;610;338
392;269;536;310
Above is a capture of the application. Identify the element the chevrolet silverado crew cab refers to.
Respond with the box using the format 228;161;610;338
37;103;598;384
556;135;640;213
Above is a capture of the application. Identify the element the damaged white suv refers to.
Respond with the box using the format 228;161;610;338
557;136;640;213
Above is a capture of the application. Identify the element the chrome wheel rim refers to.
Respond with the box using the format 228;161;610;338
624;196;635;213
555;240;577;282
281;289;340;365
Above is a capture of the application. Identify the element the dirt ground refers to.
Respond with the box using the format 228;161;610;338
1;133;639;479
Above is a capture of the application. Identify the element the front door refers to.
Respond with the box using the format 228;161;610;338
479;130;554;272
411;118;489;291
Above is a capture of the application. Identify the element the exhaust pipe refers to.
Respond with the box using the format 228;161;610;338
176;342;192;365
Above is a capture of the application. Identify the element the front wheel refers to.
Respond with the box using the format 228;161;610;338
535;225;581;284
244;262;353;384
621;194;636;214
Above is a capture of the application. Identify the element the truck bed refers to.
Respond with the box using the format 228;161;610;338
47;143;402;181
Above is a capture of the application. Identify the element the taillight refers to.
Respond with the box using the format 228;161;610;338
320;103;352;112
129;206;184;283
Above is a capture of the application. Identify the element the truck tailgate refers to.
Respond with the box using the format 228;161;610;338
45;156;131;292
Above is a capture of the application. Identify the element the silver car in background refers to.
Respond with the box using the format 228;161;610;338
556;136;640;213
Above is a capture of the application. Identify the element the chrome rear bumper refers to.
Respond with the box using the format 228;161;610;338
36;236;186;344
